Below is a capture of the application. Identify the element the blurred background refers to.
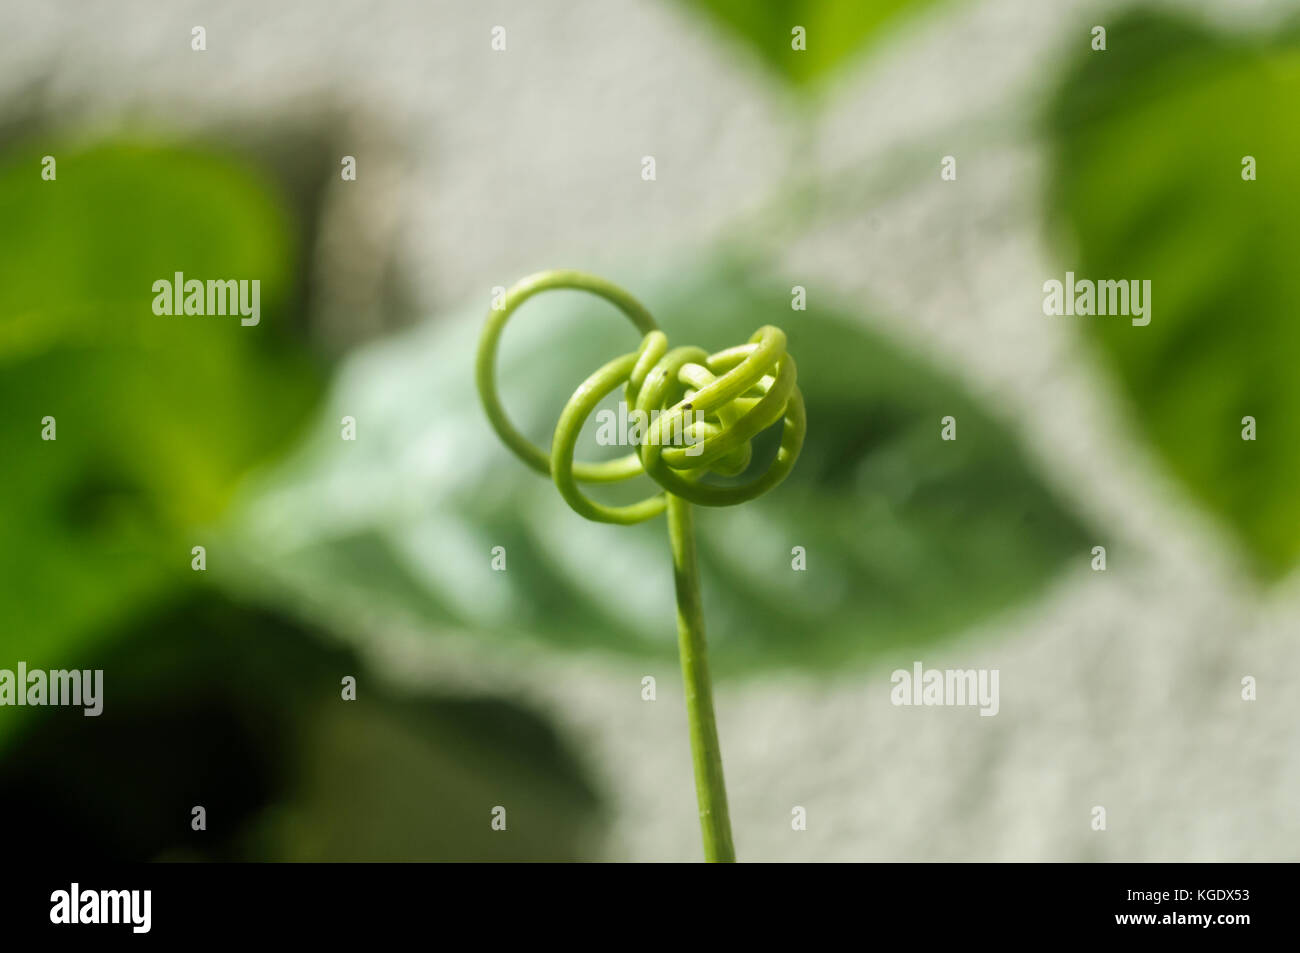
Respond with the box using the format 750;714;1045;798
1;0;1297;861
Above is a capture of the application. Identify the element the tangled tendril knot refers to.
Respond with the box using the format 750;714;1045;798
476;270;806;524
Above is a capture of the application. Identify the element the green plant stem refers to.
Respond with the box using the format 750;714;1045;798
665;491;735;863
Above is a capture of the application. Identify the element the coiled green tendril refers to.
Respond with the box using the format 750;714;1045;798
475;269;807;517
475;269;806;863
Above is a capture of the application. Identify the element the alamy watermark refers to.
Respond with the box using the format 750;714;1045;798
50;883;150;933
1043;272;1151;326
152;272;260;326
0;663;103;716
594;401;705;454
890;661;999;716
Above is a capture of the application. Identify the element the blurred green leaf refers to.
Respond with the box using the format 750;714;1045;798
224;258;1089;674
0;595;603;861
0;141;324;709
270;694;602;861
1045;14;1300;579
675;0;946;88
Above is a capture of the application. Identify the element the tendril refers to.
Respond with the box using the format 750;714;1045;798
475;271;807;523
475;269;806;864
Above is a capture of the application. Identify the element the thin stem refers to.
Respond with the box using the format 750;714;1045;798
665;491;735;863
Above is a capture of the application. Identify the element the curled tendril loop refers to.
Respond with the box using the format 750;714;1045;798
476;271;806;525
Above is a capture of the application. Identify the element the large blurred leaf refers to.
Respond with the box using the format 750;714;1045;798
0;141;323;699
223;258;1089;674
270;694;602;861
0;595;602;861
676;0;947;88
1045;14;1300;578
